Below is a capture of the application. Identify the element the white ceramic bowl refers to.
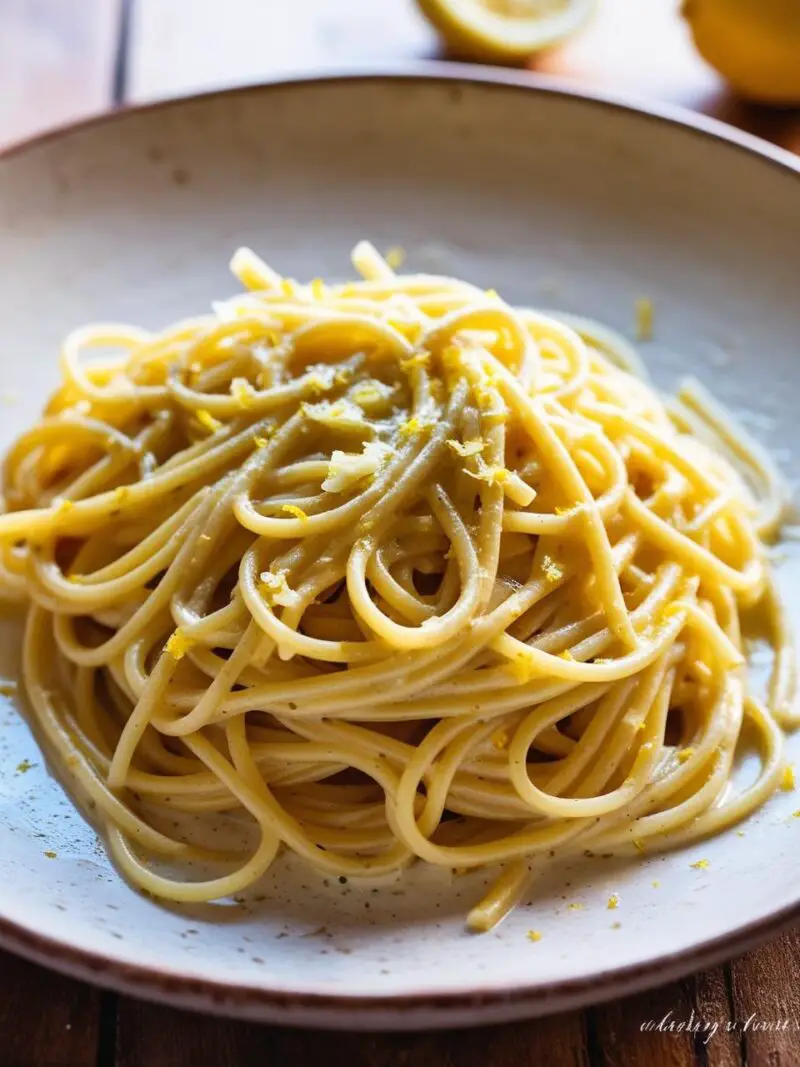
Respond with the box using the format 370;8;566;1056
1;67;799;1030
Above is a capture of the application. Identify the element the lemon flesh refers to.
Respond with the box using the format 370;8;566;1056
416;0;595;64
683;0;800;105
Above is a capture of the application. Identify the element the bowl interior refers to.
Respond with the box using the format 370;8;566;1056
0;73;799;1027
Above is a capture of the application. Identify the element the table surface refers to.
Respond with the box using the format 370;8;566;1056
3;2;800;1065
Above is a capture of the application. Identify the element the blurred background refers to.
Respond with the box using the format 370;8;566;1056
2;0;799;153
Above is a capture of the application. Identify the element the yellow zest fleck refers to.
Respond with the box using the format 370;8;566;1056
611;922;621;930
541;555;564;583
166;629;195;661
53;497;73;514
259;570;301;609
781;765;795;791
554;506;572;517
281;504;308;522
691;858;710;870
607;894;620;910
400;350;430;373
633;839;645;853
567;902;584;911
231;377;256;409
398;416;427;441
465;464;536;507
253;436;269;449
509;655;535;684
652;880;660;888
635;297;654;341
44;851;57;859
526;930;542;942
385;246;405;270
15;759;34;773
793;811;800;819
491;728;508;751
196;409;222;433
737;830;747;836
677;747;695;763
310;278;326;299
447;438;484;458
559;649;576;661
485;288;498;299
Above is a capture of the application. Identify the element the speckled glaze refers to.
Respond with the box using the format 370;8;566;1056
0;68;799;1031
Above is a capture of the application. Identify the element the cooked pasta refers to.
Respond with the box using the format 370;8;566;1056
0;241;794;931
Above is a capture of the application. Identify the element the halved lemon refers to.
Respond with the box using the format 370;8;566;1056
416;0;595;65
683;0;800;105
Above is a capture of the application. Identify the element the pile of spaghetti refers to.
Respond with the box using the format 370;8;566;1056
0;242;795;931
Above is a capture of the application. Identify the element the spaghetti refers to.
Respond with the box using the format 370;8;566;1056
0;241;794;931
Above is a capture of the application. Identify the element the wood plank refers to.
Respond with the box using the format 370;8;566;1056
728;928;800;1067
0;948;101;1067
586;967;746;1067
116;996;589;1067
0;0;121;148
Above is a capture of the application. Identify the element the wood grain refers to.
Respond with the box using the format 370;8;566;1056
0;949;101;1067
729;929;800;1067
116;996;590;1067
0;0;121;148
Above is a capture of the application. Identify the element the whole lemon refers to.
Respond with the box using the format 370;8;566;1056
683;0;800;105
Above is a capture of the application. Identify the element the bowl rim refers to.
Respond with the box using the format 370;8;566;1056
1;63;799;1027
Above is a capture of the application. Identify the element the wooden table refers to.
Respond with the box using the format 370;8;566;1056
2;2;800;1065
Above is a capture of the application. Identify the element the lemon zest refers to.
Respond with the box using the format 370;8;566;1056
281;504;308;522
166;629;195;661
636;297;654;341
447;438;484;458
196;409;222;433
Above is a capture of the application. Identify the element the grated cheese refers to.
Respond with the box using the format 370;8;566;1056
322;441;393;494
259;570;301;608
230;377;256;409
541;555;564;583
